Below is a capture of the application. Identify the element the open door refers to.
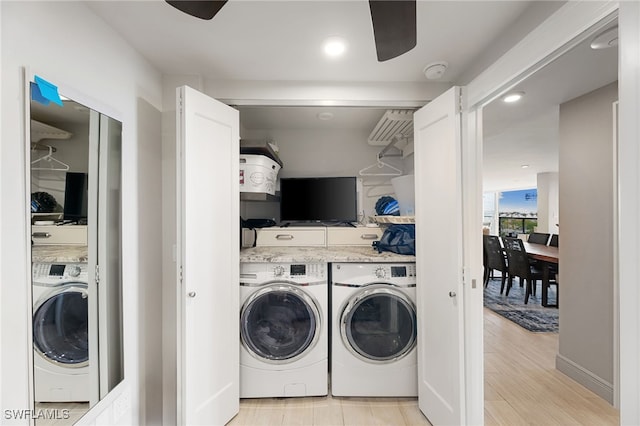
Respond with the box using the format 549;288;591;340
176;85;240;425
414;86;466;425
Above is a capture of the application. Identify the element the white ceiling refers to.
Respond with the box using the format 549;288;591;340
87;0;533;83
85;1;617;191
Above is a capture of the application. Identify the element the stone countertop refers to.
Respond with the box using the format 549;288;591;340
240;245;415;263
32;245;88;263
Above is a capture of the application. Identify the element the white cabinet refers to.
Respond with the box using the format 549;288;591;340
31;225;87;245
326;226;383;246
256;227;326;247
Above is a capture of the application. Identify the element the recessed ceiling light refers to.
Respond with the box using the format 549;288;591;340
591;26;618;49
323;37;347;58
317;112;334;121
503;91;525;103
521;164;529;169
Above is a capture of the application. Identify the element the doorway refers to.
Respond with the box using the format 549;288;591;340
481;17;619;420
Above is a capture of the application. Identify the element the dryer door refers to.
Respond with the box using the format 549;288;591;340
241;284;321;363
341;285;416;362
33;284;89;367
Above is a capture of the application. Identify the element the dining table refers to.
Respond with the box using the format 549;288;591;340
522;241;558;307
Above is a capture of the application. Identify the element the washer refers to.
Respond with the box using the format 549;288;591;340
32;262;90;402
331;262;417;397
240;262;328;398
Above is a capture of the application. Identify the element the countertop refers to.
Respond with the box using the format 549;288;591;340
32;245;88;263
240;245;415;263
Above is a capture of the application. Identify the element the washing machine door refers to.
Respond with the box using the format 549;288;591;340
241;284;321;364
33;284;89;367
341;284;416;363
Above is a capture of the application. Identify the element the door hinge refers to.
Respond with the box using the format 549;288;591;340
179;265;183;284
95;264;100;285
462;266;467;285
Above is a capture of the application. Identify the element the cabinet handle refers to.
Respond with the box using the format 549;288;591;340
360;234;379;240
32;232;51;238
276;234;294;240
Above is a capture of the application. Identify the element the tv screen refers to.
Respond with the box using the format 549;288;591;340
280;177;358;224
63;172;88;222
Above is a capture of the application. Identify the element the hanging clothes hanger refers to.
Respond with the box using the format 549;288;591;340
31;145;70;171
358;154;402;177
364;183;394;198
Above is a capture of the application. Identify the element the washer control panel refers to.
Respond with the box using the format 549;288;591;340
272;263;326;280
33;262;88;283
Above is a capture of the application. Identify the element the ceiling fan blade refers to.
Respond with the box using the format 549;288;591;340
166;0;228;20
368;0;417;62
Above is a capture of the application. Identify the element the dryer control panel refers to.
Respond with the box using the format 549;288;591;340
33;262;89;284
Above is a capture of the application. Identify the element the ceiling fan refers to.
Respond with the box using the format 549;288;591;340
165;0;416;62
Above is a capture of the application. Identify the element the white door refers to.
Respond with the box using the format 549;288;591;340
414;87;466;425
176;85;240;425
97;114;123;397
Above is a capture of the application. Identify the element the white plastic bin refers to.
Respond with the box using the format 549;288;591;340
391;174;415;216
240;154;281;195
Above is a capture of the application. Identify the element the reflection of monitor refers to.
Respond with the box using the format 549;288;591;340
63;172;88;222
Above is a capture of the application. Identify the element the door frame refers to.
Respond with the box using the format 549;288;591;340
465;1;640;423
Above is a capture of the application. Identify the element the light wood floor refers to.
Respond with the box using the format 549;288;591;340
230;308;620;426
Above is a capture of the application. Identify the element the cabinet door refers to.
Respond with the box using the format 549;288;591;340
176;86;239;425
414;87;466;425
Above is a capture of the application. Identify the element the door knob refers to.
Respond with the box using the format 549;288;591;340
188;291;196;298
449;291;456;297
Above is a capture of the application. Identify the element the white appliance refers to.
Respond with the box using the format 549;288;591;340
240;262;328;398
331;262;418;397
32;262;90;402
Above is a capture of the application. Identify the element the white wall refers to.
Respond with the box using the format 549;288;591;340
556;82;617;402
240;126;406;222
1;2;162;424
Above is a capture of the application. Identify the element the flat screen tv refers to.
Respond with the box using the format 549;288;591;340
280;177;358;224
63;172;88;222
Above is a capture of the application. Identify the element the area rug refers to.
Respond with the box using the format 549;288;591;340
484;276;558;333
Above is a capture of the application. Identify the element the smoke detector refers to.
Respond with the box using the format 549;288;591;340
423;61;448;80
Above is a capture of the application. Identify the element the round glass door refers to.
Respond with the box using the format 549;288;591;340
241;284;320;363
342;286;416;362
33;286;89;366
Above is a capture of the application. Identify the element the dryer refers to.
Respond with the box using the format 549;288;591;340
240;262;328;398
32;262;90;402
331;262;417;397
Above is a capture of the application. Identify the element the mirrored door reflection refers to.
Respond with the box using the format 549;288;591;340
29;82;123;425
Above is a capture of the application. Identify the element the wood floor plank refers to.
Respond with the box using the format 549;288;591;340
231;308;619;425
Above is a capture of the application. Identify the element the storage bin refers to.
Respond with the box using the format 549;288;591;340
326;226;383;246
31;225;87;245
240;154;281;195
256;227;326;247
391;174;415;216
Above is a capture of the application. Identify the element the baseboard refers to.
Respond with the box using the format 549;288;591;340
556;353;614;403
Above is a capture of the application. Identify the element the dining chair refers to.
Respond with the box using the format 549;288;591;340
483;235;509;293
548;234;559;247
502;237;544;304
528;232;551;245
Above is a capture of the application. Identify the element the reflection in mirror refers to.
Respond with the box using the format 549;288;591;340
29;81;123;424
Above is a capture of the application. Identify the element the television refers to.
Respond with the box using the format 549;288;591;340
63;172;88;222
280;177;358;224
